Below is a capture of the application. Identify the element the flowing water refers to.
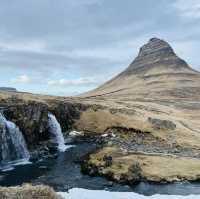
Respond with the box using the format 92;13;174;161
1;143;200;198
0;113;30;171
48;113;73;152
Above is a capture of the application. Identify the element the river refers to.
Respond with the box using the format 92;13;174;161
1;142;200;198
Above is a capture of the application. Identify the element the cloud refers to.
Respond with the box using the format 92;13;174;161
0;0;200;95
47;77;100;87
70;0;102;6
10;75;31;84
173;0;200;19
0;40;46;53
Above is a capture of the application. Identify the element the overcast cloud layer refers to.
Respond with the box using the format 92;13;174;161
0;0;200;96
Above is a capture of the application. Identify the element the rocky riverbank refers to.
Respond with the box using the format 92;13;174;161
82;146;200;184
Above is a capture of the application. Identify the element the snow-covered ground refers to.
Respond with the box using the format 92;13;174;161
58;188;199;199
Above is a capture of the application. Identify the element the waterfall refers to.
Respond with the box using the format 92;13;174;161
48;113;71;152
0;112;30;170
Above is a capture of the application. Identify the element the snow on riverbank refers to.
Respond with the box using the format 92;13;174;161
58;188;199;199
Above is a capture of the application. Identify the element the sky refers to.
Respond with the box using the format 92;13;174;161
0;0;200;96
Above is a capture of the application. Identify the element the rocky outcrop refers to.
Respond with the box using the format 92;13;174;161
82;147;200;183
48;101;87;133
0;99;88;161
82;149;142;184
148;117;176;130
3;102;49;146
0;184;63;199
124;38;191;75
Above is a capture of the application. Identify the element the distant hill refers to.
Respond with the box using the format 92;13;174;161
0;87;17;92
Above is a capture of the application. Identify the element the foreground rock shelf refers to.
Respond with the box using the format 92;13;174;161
82;147;200;183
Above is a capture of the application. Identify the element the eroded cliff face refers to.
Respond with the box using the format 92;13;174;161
48;101;87;133
3;102;49;146
0;96;85;149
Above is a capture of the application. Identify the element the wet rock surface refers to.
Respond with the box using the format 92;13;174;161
0;99;86;163
48;102;85;133
3;102;49;145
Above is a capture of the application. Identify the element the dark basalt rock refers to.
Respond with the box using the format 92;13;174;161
137;38;175;58
48;102;88;134
0;98;87;151
49;102;81;133
148;117;176;130
103;155;112;167
3;102;49;146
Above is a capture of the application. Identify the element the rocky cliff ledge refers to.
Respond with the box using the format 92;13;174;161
3;102;49;145
0;94;86;157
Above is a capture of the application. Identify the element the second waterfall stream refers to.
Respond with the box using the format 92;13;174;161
0;112;30;171
48;113;72;152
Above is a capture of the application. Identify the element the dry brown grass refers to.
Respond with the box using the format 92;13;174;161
0;184;63;199
0;91;64;104
88;147;200;182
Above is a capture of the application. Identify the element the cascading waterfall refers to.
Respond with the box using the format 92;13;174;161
0;112;30;170
48;113;71;152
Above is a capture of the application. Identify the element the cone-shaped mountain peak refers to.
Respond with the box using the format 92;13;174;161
81;38;199;98
123;38;192;76
137;38;175;58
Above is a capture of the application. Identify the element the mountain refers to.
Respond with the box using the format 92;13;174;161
0;87;17;92
82;38;200;100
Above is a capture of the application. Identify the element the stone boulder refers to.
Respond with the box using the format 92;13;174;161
148;117;176;130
